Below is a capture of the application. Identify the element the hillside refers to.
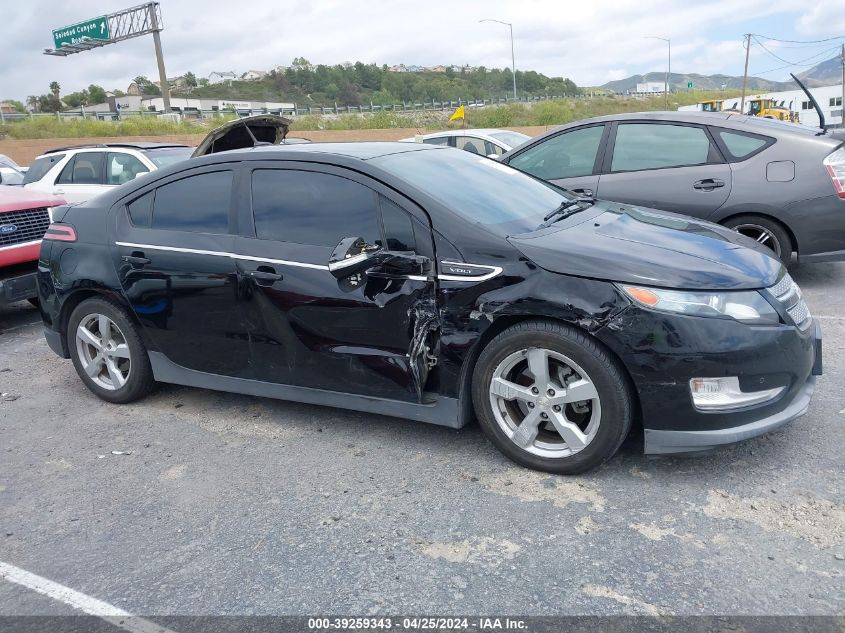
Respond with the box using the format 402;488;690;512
797;55;845;86
601;72;792;94
179;61;579;105
602;54;845;94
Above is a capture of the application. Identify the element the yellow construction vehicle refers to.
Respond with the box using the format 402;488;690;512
747;98;799;123
699;100;723;112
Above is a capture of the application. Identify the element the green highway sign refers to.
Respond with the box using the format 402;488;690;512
687;81;694;89
52;15;110;49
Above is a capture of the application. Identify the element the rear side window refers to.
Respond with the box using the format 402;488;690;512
509;126;605;179
152;171;232;233
422;136;451;146
56;152;106;185
22;153;65;185
713;129;772;161
251;169;380;247
611;124;712;172
127;191;154;228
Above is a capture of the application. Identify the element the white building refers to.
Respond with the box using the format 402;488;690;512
208;71;238;84
680;83;844;128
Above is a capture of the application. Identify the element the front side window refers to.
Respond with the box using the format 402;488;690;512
509;125;605;180
251;169;381;247
56;152;106;185
152;170;232;233
611;124;712;172
107;153;149;185
22;153;65;185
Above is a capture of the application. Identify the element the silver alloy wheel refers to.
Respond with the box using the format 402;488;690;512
75;313;131;391
489;347;601;458
732;223;782;258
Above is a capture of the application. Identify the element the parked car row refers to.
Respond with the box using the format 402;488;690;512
29;113;827;474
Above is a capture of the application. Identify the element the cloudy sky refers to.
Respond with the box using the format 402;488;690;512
3;0;845;101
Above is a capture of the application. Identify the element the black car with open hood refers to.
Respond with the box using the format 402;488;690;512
36;143;821;474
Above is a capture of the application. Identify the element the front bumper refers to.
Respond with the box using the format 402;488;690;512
596;307;821;455
644;374;816;454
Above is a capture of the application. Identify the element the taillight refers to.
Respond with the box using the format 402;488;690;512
823;147;845;198
43;223;77;242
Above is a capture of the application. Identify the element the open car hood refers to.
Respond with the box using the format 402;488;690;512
191;115;291;158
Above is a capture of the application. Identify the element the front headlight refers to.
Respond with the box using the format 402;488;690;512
621;285;779;324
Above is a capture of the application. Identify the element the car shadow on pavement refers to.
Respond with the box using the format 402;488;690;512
0;301;40;337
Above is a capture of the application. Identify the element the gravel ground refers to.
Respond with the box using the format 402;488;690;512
0;262;843;618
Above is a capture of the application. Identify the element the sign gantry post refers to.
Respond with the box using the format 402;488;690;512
44;2;171;114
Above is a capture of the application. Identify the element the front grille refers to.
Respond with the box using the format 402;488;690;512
0;207;50;248
769;272;812;329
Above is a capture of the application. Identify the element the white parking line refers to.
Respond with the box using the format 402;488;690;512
0;561;177;633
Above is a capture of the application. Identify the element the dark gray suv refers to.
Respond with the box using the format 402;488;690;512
500;111;845;264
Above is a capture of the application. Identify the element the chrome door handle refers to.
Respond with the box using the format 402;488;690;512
693;179;725;190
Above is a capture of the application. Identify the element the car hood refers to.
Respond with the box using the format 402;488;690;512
0;187;65;212
191;115;291;158
508;203;782;290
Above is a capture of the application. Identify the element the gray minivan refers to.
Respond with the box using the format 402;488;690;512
500;111;845;264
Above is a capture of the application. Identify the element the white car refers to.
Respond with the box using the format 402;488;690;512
399;128;531;158
23;143;194;204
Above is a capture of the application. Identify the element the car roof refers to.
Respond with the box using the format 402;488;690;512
223;141;438;161
503;110;842;155
42;142;191;155
417;128;514;139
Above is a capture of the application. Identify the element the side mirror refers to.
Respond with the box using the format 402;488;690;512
328;236;383;278
328;236;432;279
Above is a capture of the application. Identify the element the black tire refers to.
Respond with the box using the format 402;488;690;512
723;215;793;265
472;320;633;475
67;296;156;404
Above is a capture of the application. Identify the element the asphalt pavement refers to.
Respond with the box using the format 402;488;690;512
1;263;844;619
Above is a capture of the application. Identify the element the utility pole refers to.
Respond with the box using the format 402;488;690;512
645;36;670;108
480;19;517;100
740;34;751;115
150;6;171;114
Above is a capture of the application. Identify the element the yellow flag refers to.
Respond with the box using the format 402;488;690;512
448;105;465;122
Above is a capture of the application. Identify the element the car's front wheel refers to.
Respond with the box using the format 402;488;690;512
67;297;155;403
472;321;633;475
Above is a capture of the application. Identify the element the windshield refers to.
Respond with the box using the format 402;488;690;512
372;148;571;235
142;147;194;168
489;131;531;148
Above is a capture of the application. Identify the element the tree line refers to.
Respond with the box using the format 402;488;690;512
6;59;579;114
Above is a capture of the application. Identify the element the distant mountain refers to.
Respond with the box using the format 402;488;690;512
797;55;844;86
600;72;792;94
601;55;844;94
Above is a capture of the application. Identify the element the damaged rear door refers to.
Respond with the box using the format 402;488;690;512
234;161;439;402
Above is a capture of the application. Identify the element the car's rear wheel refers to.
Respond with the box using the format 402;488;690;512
67;297;155;403
724;215;792;265
472;320;633;474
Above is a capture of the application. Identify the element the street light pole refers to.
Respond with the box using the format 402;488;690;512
645;36;671;109
480;19;516;100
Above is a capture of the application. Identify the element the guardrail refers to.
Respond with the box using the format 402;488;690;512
0;93;588;122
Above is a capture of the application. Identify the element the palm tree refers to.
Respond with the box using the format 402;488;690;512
49;81;60;98
26;95;39;113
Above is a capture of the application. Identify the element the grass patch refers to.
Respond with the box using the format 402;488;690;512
1;91;742;139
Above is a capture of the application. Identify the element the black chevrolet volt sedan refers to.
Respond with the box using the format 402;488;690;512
37;141;822;474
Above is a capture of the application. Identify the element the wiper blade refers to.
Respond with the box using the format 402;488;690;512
537;199;594;229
